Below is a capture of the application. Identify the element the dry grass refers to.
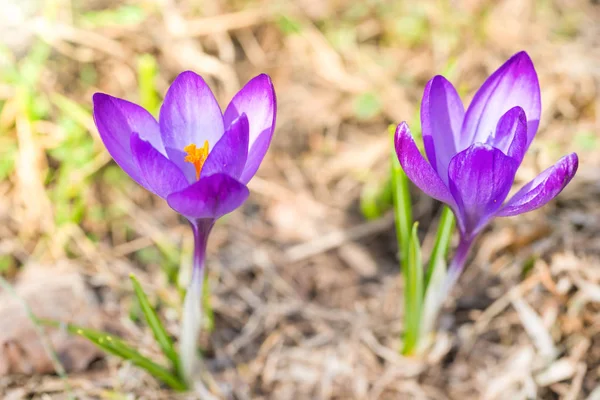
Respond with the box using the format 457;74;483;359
0;0;599;398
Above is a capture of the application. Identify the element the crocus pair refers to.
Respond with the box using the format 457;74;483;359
93;72;276;383
395;51;578;284
93;51;578;382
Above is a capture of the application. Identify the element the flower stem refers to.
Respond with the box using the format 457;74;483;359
444;237;473;295
179;219;213;385
191;219;213;272
424;207;455;291
402;223;423;356
420;235;473;349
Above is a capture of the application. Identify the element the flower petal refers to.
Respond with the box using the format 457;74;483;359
497;153;578;217
159;71;225;182
488;106;528;163
394;122;455;206
130;133;189;198
167;173;249;219
223;74;276;183
93;93;164;186
201;113;249;180
462;51;541;150
448;143;518;238
421;75;465;183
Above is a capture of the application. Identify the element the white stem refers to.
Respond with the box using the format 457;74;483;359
179;267;204;385
420;258;447;345
420;237;473;350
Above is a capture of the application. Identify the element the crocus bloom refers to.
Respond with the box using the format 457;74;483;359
93;71;276;383
395;51;577;284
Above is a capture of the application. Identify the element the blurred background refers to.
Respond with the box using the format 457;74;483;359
0;0;599;398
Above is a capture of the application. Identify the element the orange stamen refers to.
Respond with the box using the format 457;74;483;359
184;140;210;180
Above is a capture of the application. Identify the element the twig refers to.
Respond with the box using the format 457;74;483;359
284;213;394;263
182;9;276;37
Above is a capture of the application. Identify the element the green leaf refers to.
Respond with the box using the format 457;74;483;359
130;274;182;381
575;131;598;151
277;15;303;35
39;319;186;391
81;5;147;28
137;54;160;116
51;93;93;130
389;124;422;355
424;206;455;291
0;143;17;181
154;240;182;284
19;41;51;89
392;12;428;47
390;124;412;266
520;255;537;279
402;223;423;355
359;176;393;220
354;92;383;120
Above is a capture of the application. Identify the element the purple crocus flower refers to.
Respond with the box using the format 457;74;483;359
395;51;577;285
92;71;276;382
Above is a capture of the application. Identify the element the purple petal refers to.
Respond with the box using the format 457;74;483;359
448;143;518;238
394;122;455;206
421;75;465;183
223;74;276;183
462;51;541;150
497;153;578;217
160;71;225;183
130;133;189;198
487;106;528;162
93;93;164;186
201;114;249;180
167;173;249;219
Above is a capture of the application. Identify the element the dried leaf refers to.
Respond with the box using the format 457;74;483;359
0;263;103;375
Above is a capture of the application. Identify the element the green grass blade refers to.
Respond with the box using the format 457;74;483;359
389;124;412;265
402;223;423;355
51;93;93;130
137;54;160;116
40;319;186;391
389;124;422;355
130;274;182;380
424;206;455;291
359;175;394;220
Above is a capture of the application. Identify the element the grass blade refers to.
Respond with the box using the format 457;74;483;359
40;319;186;391
360;175;394;220
51;93;94;131
130;274;182;380
424;206;455;291
389;124;422;355
402;223;423;355
137;54;160;116
390;124;412;265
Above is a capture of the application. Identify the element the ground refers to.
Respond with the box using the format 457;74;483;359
0;0;599;399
